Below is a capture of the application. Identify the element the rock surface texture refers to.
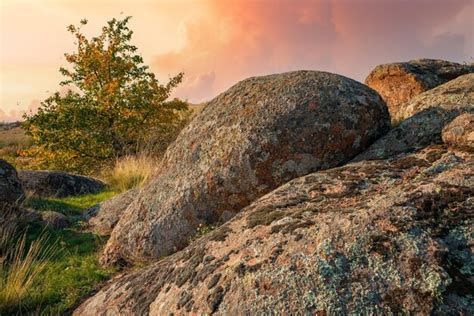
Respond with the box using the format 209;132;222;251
101;71;390;265
355;74;474;161
40;211;69;229
442;113;474;151
0;159;24;209
365;59;474;123
75;143;473;315
83;188;139;236
18;170;105;198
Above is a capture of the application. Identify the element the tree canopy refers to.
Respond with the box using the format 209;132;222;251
23;17;189;173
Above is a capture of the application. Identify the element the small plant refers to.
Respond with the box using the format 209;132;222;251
189;223;216;243
0;229;56;311
103;154;159;192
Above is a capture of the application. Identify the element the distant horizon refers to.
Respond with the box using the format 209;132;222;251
1;0;473;122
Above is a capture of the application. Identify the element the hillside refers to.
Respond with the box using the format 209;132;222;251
0;123;31;168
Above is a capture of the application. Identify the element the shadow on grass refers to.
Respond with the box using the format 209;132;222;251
25;198;82;216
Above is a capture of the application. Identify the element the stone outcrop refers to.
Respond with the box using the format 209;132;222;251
0;159;24;209
83;188;138;236
101;70;390;265
365;59;474;123
442;113;474;151
75;143;473;314
355;73;474;161
18;170;105;198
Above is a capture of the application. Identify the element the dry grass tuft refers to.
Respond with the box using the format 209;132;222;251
104;154;160;193
0;227;56;310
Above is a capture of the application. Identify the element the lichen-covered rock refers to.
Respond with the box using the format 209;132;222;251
40;211;69;229
365;59;474;123
442;113;474;151
75;145;473;315
83;189;138;236
398;73;474;122
18;170;105;198
101;70;390;265
0;159;24;229
0;159;24;208
355;74;474;161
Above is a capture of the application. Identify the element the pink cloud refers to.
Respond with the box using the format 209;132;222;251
0;108;19;122
0;99;41;122
152;0;472;103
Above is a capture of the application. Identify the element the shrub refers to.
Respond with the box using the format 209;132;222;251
22;17;189;174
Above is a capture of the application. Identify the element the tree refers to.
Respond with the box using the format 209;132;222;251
22;17;189;173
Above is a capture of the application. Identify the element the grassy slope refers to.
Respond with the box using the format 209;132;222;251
1;191;117;315
0;125;32;168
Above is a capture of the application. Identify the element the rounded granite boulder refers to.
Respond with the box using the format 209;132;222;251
0;159;25;209
355;73;474;161
101;70;390;265
365;59;473;123
18;170;105;198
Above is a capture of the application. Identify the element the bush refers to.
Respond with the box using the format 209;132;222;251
22;17;190;174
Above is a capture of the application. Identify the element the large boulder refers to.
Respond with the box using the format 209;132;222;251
442;113;474;151
365;59;473;123
101;70;390;265
0;159;24;208
355;73;474;161
75;145;473;315
0;159;24;229
83;188;139;236
18;170;105;198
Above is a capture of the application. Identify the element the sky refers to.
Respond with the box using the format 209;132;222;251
1;0;473;122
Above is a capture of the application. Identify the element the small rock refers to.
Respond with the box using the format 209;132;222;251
40;211;69;229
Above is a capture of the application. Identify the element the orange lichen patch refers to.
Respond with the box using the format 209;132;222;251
308;102;318;110
329;122;345;135
376;219;399;233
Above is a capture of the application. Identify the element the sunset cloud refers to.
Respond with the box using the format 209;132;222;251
152;0;472;102
1;0;472;119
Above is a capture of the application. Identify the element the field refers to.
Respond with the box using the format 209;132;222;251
0;124;32;169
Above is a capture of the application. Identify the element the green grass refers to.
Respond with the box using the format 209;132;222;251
25;191;117;217
1;190;118;315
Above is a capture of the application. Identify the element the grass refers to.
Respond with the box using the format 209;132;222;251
25;191;117;217
0;125;33;169
103;154;159;193
0;190;118;315
0;229;56;312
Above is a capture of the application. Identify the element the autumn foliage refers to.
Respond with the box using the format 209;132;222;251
22;17;189;173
